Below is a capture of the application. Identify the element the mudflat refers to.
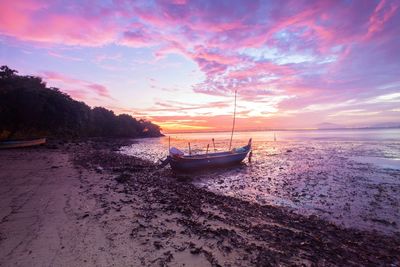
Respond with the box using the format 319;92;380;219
0;140;399;266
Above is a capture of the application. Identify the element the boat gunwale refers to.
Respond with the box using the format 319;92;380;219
0;137;46;144
170;147;250;161
0;138;46;149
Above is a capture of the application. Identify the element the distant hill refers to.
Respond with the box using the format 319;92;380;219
316;122;344;129
316;122;400;130
0;65;163;140
369;122;400;128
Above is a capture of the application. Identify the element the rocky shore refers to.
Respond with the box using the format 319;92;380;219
0;139;399;266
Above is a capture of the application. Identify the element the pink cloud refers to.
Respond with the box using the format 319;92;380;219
366;0;399;39
1;0;399;129
0;0;118;46
42;71;82;85
47;51;83;61
144;100;230;113
42;71;112;99
86;84;111;98
0;0;45;33
192;47;243;65
120;24;157;47
63;89;88;100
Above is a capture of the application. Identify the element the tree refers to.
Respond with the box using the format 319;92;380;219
0;65;163;139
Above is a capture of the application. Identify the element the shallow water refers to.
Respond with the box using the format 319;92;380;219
121;128;400;235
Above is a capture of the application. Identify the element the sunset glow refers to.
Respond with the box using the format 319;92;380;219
1;0;399;132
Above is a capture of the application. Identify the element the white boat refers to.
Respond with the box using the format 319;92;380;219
0;138;46;149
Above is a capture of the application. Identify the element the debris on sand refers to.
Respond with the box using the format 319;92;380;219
95;166;104;173
72;139;400;266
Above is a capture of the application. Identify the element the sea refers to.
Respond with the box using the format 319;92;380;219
121;128;400;235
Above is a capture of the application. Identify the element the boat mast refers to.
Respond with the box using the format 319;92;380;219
228;90;237;151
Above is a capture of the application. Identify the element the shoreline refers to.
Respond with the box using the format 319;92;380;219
0;139;399;266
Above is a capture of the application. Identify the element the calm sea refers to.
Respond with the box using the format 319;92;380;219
121;128;400;234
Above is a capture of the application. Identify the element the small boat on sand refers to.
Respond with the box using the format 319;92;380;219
0;138;46;149
165;139;252;172
160;90;252;172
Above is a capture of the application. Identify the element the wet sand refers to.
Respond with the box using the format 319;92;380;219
123;137;400;235
0;139;399;266
194;141;400;235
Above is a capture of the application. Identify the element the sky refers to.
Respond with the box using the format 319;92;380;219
0;0;399;133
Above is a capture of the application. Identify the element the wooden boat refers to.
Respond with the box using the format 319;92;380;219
166;139;252;172
0;138;46;149
160;90;252;172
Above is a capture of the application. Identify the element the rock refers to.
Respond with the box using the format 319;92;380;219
190;247;202;254
163;251;173;262
153;241;163;249
115;173;131;183
255;195;266;204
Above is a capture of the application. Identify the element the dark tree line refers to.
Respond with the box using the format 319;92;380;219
0;66;163;140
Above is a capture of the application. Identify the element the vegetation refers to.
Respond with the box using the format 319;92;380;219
0;66;163;140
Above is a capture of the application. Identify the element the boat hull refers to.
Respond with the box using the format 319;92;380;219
0;138;46;149
169;149;250;172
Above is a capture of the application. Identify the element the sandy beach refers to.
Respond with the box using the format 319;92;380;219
1;139;399;266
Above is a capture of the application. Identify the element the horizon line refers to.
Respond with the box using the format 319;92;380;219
162;125;400;134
